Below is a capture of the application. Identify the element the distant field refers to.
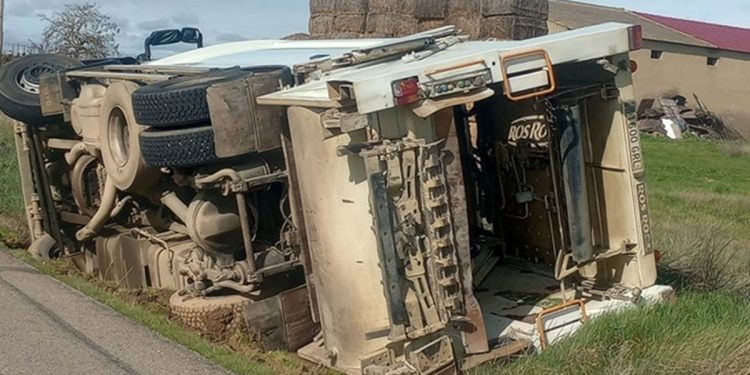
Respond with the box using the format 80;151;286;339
644;137;750;292
475;136;750;374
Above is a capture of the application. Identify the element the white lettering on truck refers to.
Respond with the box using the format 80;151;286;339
507;115;549;147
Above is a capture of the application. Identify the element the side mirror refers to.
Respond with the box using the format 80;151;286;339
148;29;183;46
142;28;204;62
181;27;204;47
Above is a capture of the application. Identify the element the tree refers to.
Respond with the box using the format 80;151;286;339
31;3;120;59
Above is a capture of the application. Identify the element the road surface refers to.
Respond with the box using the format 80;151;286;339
0;249;232;375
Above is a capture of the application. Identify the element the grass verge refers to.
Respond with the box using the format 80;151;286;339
0;120;27;247
479;292;750;375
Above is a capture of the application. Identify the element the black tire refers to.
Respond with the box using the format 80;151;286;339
139;125;219;167
0;54;82;124
132;66;291;128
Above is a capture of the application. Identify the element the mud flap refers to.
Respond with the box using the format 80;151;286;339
244;285;318;352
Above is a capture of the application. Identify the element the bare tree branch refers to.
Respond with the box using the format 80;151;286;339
29;3;119;59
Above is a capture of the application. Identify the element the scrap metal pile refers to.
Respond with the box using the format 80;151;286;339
637;94;745;141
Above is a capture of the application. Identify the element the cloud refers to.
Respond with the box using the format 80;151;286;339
171;13;199;25
214;33;247;43
7;0;36;17
111;16;133;30
137;17;173;31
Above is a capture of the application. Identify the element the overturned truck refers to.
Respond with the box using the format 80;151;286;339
1;23;672;374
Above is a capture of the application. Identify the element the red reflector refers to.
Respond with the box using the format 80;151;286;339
629;59;639;73
628;25;643;51
392;77;421;106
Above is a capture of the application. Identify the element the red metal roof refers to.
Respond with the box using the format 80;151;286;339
636;12;750;54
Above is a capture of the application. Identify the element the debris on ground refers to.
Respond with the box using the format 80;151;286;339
637;93;745;141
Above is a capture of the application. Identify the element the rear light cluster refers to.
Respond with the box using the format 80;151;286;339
628;25;643;51
392;77;421;106
392;69;493;106
423;70;492;99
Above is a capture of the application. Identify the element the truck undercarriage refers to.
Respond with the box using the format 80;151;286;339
1;23;672;374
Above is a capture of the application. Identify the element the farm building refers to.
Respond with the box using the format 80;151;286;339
549;0;750;138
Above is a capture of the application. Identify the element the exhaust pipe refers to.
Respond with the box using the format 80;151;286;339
76;177;118;241
556;104;594;263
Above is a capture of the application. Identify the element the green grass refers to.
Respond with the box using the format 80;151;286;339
0;120;26;245
642;136;750;292
481;292;750;375
473;136;750;374
0;122;22;214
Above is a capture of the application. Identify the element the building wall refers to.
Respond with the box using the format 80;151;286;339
631;40;750;138
549;20;750;138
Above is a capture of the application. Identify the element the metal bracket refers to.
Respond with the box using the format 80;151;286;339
370;171;409;338
406;335;456;375
600;85;620;101
578;280;642;302
321;109;371;133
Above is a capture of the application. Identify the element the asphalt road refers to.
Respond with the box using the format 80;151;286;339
0;249;232;375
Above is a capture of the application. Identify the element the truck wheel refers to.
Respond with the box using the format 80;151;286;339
131;66;289;128
0;54;82;124
27;233;60;260
139;125;220;167
99;81;161;193
169;292;250;338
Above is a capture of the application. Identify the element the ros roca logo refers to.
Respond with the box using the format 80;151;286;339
507;115;549;147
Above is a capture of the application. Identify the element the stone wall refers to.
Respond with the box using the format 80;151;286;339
309;0;548;40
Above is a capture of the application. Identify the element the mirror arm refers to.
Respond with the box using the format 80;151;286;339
143;36;152;62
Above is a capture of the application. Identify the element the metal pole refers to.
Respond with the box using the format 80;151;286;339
0;0;5;58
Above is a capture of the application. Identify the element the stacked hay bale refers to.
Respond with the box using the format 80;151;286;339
309;0;548;40
310;0;368;38
477;0;548;40
367;0;418;37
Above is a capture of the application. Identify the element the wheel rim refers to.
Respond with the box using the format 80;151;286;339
15;62;60;95
108;107;130;167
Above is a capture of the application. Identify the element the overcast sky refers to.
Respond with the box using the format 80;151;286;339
4;0;748;56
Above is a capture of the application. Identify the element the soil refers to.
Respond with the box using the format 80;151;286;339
0;215;29;249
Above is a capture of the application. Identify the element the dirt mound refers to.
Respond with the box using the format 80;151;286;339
309;0;548;40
